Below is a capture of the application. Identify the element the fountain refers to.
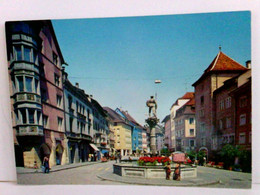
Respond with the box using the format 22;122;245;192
113;96;197;179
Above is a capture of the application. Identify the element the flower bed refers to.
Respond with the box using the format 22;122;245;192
137;156;171;166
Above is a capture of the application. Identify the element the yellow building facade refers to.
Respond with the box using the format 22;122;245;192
114;123;132;156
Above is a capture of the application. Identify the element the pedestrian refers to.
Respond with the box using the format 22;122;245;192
43;156;50;173
115;154;118;163
89;153;92;162
173;163;181;181
118;153;121;163
203;157;206;166
164;161;171;180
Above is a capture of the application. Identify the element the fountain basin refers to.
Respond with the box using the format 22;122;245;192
113;163;197;179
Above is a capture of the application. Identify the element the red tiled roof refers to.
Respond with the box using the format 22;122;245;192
184;97;195;106
170;92;194;109
180;92;194;99
205;52;247;72
193;51;248;86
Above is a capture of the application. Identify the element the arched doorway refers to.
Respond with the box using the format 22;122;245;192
199;147;208;163
55;144;63;165
39;144;51;163
14;145;24;167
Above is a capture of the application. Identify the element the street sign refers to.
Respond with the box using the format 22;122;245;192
172;153;185;163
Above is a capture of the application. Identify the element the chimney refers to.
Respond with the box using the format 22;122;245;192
246;60;251;69
88;95;93;102
75;82;79;88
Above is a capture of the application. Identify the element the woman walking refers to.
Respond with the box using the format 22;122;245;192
43;156;50;173
165;162;171;180
173;163;181;181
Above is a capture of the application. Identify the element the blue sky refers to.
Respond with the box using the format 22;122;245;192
52;11;251;125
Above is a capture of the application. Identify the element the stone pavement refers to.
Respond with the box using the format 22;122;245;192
97;170;220;187
16;161;101;174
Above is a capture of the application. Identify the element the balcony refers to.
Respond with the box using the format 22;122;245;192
16;125;44;136
14;93;41;104
10;61;39;74
77;112;86;120
12;34;37;47
66;131;92;141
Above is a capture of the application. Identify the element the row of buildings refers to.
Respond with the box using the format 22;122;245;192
163;51;251;160
6;20;158;168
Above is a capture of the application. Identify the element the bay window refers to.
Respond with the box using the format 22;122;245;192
13;45;37;63
15;76;39;93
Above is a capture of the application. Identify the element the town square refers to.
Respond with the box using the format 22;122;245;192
4;11;251;188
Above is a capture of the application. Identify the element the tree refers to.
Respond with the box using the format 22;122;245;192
220;144;239;169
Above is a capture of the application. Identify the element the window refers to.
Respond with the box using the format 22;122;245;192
229;135;235;144
226;97;231;108
53;52;58;65
76;101;78;112
219;119;223;130
56;95;62;107
200;123;205;132
200;96;204;105
201;137;206;146
239;114;246;126
239;96;247;108
77;120;80;130
57;117;63;131
189;129;194;136
199;109;204;117
34;79;39;94
24;46;31;62
87;109;90;119
182;140;185;146
25;77;33;92
69;117;73;132
37;111;41;124
190;140;195;147
43;115;48;128
222;136;227;144
17;76;24;92
15;46;22;60
28;109;35;124
212;137;217;150
68;95;72;109
41;88;48;102
220;100;225;110
189;118;194;124
20;109;27;124
54;73;60;86
239;133;246;144
226;117;232;128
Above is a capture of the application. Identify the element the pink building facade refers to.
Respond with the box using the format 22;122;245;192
192;51;248;159
6;21;68;168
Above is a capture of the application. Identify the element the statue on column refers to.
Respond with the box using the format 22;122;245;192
146;96;157;118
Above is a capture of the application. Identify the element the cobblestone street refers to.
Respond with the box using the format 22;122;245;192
17;161;124;185
17;161;251;188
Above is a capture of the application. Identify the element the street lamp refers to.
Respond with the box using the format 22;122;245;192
154;80;161;100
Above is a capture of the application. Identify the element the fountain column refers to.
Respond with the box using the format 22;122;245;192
145;96;159;156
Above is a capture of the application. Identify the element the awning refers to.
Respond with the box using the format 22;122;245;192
90;143;99;151
101;149;109;154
